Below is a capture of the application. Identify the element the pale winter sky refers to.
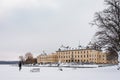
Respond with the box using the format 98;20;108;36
0;0;105;61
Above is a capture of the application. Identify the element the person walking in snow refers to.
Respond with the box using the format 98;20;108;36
18;61;22;71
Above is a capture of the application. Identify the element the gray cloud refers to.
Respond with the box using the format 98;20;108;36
0;0;104;60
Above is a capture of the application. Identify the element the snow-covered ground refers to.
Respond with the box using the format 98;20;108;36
0;65;120;80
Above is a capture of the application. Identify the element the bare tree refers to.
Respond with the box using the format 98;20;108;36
24;52;36;64
91;0;120;61
87;41;102;50
25;52;33;60
19;56;25;61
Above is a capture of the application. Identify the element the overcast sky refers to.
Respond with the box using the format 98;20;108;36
0;0;105;61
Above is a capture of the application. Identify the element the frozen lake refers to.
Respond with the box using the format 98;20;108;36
0;65;120;80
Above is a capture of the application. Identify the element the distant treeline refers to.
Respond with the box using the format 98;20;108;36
0;61;19;64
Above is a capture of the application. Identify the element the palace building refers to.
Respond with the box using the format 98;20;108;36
37;49;118;64
57;49;113;64
37;53;58;64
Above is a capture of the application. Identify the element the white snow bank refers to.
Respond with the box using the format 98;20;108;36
0;65;120;80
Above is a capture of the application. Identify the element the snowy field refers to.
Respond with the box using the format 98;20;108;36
0;65;120;80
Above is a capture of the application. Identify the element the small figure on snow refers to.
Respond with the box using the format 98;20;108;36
18;61;22;71
57;63;60;67
117;66;120;70
58;67;63;71
59;68;63;71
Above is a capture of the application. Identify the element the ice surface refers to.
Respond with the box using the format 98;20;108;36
0;65;120;80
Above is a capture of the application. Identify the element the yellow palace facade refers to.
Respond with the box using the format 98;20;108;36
37;49;118;64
